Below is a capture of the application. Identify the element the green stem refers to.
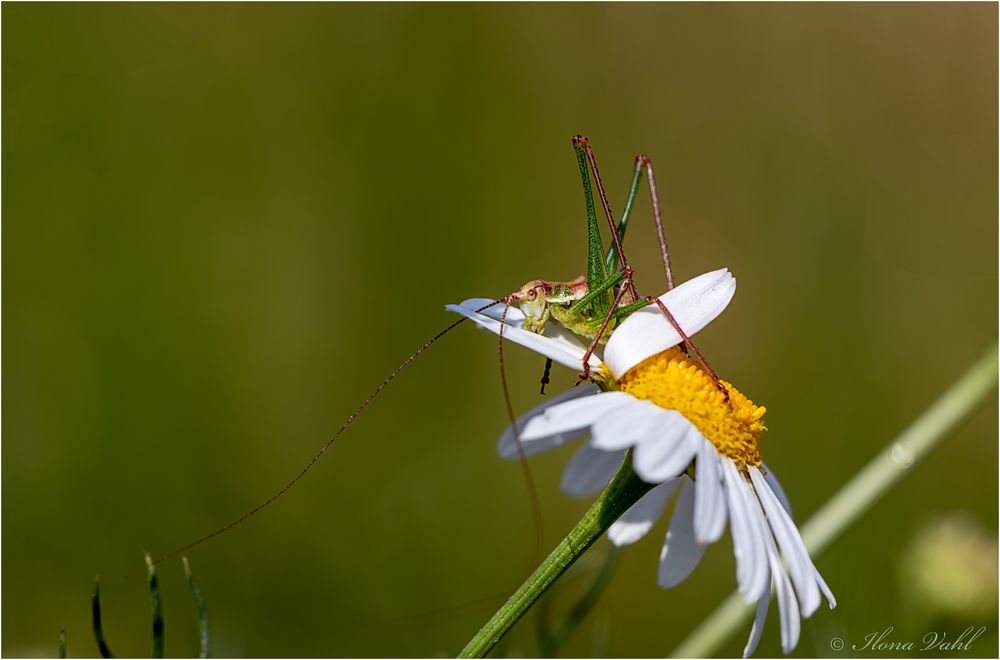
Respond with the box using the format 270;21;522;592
458;461;653;658
671;343;998;658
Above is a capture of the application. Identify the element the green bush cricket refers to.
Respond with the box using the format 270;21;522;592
146;135;728;570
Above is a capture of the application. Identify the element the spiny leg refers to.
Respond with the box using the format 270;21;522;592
647;296;730;403
573;135;639;303
577;267;634;381
580;140;685;373
635;153;698;355
567;269;625;317
573;138;712;396
572;143;648;381
637;155;675;290
573;137;651;382
605;153;675;291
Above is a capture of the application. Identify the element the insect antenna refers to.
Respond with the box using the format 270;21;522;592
144;305;499;571
497;299;546;566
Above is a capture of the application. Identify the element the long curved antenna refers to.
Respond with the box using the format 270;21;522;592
146;311;487;569
497;300;546;566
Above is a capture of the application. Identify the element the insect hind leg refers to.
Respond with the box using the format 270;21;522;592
635;155;676;291
647;296;730;403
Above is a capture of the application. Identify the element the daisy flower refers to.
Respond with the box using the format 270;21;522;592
446;268;835;657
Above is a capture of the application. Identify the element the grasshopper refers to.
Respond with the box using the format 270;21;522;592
147;135;726;569
499;135;728;395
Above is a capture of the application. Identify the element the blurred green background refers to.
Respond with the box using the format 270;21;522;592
4;4;997;658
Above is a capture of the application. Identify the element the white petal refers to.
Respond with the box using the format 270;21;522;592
752;501;800;654
445;299;600;371
761;463;792;516
560;445;626;498
749;467;820;617
604;268;736;378
588;398;665;451
519;392;635;442
720;460;770;603
608;478;679;546
743;590;771;658
743;480;801;654
814;567;837;609
658;478;709;588
774;565;801;655
470;299;611;363
497;385;600;459
457;297;526;324
693;440;727;544
752;467;835;609
632;411;702;483
545;323;606;365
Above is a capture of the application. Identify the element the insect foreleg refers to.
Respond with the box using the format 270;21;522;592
612;299;650;321
567;269;626;317
577;269;635;381
539;358;553;395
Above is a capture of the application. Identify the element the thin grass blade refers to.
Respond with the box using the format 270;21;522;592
145;554;164;658
183;556;211;658
91;577;115;658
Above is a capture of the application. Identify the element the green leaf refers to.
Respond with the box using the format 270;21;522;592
91;577;115;658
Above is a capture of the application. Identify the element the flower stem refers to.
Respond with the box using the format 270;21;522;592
458;461;654;658
671;343;998;658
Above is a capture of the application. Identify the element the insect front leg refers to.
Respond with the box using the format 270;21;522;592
539;358;553;395
577;268;635;381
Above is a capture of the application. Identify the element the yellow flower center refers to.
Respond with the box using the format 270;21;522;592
616;347;766;467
